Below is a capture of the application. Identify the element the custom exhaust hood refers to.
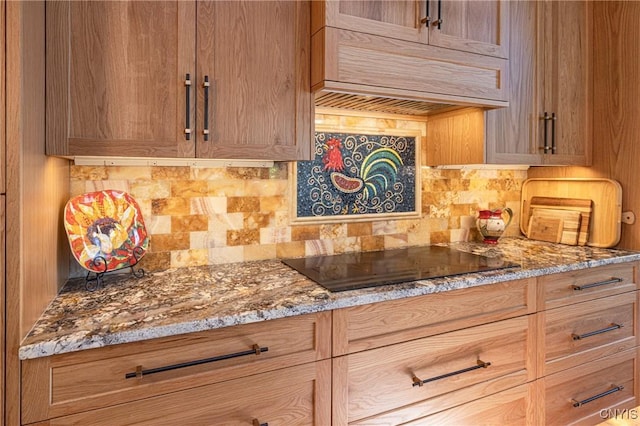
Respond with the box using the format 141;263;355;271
311;27;509;117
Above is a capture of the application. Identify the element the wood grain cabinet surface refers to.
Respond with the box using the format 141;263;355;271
34;360;331;426
311;0;509;108
314;0;508;58
334;315;535;424
485;0;592;166
21;312;331;424
46;0;312;161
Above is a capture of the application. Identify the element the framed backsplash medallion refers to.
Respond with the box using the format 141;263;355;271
292;128;421;223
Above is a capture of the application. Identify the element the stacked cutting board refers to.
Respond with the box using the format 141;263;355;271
526;197;592;245
521;178;623;247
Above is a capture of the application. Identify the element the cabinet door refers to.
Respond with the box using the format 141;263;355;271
46;1;196;158
196;1;312;160
486;0;591;166
428;0;509;58
485;0;542;164
319;0;428;44
541;0;592;165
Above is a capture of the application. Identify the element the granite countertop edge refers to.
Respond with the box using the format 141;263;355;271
19;239;640;360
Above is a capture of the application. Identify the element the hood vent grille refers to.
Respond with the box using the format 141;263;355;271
314;91;463;117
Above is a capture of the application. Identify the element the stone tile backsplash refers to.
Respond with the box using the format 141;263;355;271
68;114;527;276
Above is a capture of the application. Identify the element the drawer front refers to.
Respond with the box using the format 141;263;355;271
404;383;536;426
543;348;639;426
539;263;637;310
44;360;331;426
349;382;536;425
335;315;535;423
333;278;535;355
313;28;508;103
541;291;639;376
22;312;331;423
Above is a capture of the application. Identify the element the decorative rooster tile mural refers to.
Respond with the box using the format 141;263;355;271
294;131;420;222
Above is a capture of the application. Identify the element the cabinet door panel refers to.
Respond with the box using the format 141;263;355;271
485;0;541;164
196;1;311;160
321;0;428;44
429;0;508;58
542;0;592;165
46;1;196;157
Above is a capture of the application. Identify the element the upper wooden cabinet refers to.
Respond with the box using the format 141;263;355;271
311;1;509;109
46;1;312;161
485;0;592;165
314;0;509;58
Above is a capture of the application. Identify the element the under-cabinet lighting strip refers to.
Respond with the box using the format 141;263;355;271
73;156;275;168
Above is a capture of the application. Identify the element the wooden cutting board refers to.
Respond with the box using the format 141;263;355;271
528;197;592;245
521;178;622;247
527;215;563;243
528;208;582;245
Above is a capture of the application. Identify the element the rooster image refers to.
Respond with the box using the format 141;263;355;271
322;140;404;200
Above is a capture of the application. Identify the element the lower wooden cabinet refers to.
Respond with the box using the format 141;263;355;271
20;263;640;425
21;312;331;424
35;360;331;426
541;348;639;426
403;383;537;426
333;315;535;424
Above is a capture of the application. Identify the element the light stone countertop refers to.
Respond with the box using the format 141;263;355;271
19;238;640;360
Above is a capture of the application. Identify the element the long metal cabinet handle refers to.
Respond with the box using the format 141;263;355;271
551;112;557;153
125;344;269;379
572;385;624;407
432;0;442;28
412;359;491;387
572;277;623;291
203;75;210;141
541;112;551;153
184;73;192;140
572;323;623;340
420;0;430;26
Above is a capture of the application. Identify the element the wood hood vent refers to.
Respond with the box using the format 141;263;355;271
314;91;463;117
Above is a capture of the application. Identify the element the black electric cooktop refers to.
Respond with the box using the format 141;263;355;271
282;246;520;292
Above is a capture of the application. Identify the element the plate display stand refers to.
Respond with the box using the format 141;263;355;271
85;245;146;291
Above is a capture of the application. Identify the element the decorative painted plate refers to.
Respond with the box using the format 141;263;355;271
64;190;150;273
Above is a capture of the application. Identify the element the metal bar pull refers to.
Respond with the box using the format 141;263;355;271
125;344;268;379
572;277;623;291
184;73;192;141
541;112;551;153
432;0;442;28
572;385;624;407
252;420;268;426
551;112;557;153
572;323;623;341
412;359;491;387
420;0;430;27
203;75;210;141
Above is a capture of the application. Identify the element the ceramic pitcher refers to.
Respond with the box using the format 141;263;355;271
476;208;513;244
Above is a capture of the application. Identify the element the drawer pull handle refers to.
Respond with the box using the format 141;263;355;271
572;385;624;407
572;323;623;340
125;344;268;379
252;420;268;426
412;359;491;387
572;277;623;291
